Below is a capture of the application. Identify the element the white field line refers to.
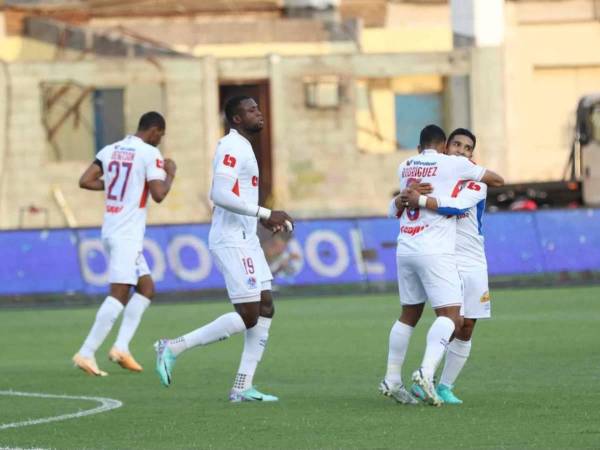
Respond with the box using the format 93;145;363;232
0;390;122;431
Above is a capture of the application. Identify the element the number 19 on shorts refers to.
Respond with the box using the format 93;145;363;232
242;257;255;274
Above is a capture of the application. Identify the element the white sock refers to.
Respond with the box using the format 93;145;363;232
440;338;472;387
384;321;413;387
167;312;246;357
113;292;151;353
420;316;455;380
79;296;124;358
233;316;272;392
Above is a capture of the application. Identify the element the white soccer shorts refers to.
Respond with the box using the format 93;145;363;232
396;253;463;309
459;267;491;319
103;238;150;286
211;245;273;303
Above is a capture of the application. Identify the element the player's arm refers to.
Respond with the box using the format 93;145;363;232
211;173;294;229
148;158;176;203
455;157;504;188
79;160;104;191
211;150;294;229
402;182;487;215
480;169;504;187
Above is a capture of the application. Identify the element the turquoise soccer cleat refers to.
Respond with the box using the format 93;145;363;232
154;339;176;387
229;387;279;403
437;384;463;405
410;383;427;403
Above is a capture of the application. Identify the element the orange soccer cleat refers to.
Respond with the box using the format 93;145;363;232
72;353;108;377
108;347;143;372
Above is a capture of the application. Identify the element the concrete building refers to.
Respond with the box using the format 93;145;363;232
0;0;599;229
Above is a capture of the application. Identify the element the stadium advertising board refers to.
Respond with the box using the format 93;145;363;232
1;209;599;296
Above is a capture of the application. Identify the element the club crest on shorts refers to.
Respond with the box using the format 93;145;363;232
480;291;491;303
247;276;257;289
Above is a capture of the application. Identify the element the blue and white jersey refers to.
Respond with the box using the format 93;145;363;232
435;180;488;271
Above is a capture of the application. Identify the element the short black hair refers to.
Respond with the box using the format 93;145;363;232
419;124;446;149
224;95;252;124
137;111;165;131
448;128;476;150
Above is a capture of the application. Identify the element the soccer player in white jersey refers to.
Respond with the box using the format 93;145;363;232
402;128;491;404
380;125;503;406
73;112;176;376
154;96;294;402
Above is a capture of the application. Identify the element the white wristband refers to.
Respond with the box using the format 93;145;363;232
257;206;271;220
418;195;428;208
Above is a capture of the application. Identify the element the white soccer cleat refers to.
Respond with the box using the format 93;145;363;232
411;369;442;407
379;380;418;405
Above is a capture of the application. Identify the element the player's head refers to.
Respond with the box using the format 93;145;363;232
224;96;264;134
447;128;476;159
137;111;166;146
418;124;446;153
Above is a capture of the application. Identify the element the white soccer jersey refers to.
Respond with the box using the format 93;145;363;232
208;129;260;249
436;180;488;270
394;149;486;255
96;135;166;243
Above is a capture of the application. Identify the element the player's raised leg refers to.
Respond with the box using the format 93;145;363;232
109;273;154;373
155;309;247;387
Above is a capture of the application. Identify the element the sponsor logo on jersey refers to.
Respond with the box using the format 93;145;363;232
252;176;258;187
106;205;123;214
247;276;257;289
480;291;490;303
400;225;427;236
156;159;164;169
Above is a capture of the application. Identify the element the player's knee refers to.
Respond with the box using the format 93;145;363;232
260;303;274;318
241;314;258;329
138;286;155;300
399;307;421;327
259;291;275;318
457;321;475;340
451;316;463;331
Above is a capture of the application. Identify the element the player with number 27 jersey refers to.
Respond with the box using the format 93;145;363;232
96;134;166;243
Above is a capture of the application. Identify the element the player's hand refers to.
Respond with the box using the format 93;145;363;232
399;188;421;208
408;182;433;195
164;158;177;177
260;218;285;234
266;210;294;232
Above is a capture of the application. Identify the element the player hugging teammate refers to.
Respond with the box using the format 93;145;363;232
381;125;504;406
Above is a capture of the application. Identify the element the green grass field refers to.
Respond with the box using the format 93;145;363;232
1;286;599;449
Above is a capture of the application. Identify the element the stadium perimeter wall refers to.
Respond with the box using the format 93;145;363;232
1;208;599;300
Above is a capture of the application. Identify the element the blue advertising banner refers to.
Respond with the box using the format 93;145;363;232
1;209;599;296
